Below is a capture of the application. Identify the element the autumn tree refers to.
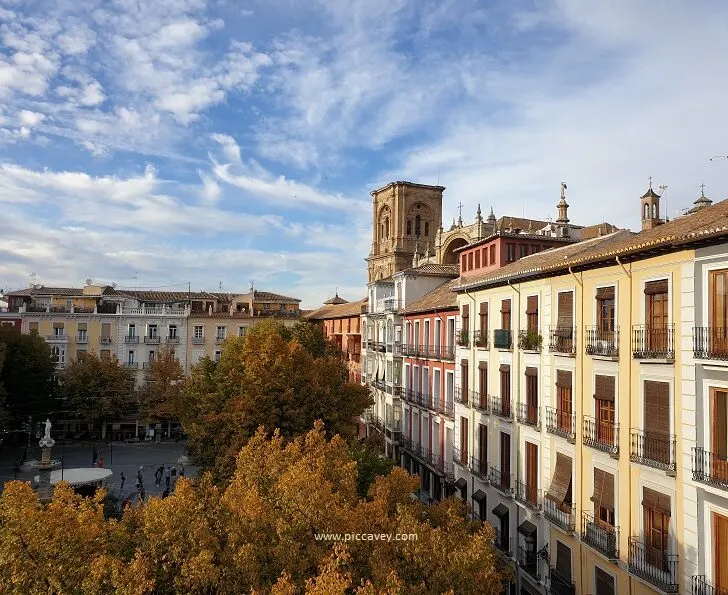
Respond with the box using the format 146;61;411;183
179;319;372;482
0;423;507;594
290;319;338;358
348;436;395;498
59;353;136;437
138;346;185;428
0;325;57;424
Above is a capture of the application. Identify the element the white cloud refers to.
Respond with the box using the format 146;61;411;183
79;81;105;106
18;110;45;127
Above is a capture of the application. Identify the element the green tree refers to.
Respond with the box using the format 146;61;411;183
290;320;337;358
348;437;395;498
59;353;136;435
138;347;185;425
180;319;372;482
0;326;57;424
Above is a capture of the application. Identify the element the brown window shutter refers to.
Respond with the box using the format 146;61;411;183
101;322;111;335
479;302;488;333
461;360;469;394
462;304;469;319
53;322;63;329
644;381;670;435
525;366;538;377
594;375;616;401
557;292;574;328
595;567;614;595
596;286;615;300
478;361;487;370
591;469;615;511
77;322;87;330
526;295;538;315
479;302;488;315
556;541;572;580
499;364;510;373
556;370;572;388
642;487;671;516
501;299;511;314
713;389;728;458
546;453;573;504
591;468;605;507
644;279;669;295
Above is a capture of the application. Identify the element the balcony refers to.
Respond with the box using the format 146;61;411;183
46;333;68;342
632;324;675;360
440;345;455;360
470;455;489;480
457;329;470;348
692;447;728;490
630;429;676;473
517;546;540;581
76;334;88;344
474;330;488;348
518;329;543;352
491;395;512;420
142;361;154;369
582;416;619;455
471;391;490;413
215;336;226;344
455;387;469;406
494;329;512;350
581;512;619;560
100;336;112;344
488;465;513;495
123;362;139;369
453;447;469;468
549;327;576;355
546;407;575;441
548;568;576;595
693;327;728;361
693;575;728;595
516;402;540;428
125;335;139;344
584;326;619;358
515;480;541;511
494;528;512;556
191;336;205;345
144;336;160;344
544;498;575;533
373;298;401;313
627;537;679;593
55;362;66;369
441;398;455;418
166;336;180;344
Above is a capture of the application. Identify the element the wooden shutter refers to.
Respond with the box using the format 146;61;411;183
478;364;487;396
526;442;538;491
501;432;511;475
53;322;63;328
525;366;538;377
596;286;615;300
556;370;572;388
499;364;510;373
526;295;538;315
642;487;671;516
77;322;87;330
557;292;574;328
556;541;572;581
479;424;487;462
714;513;728;591
461;417;468;458
501;299;511;313
595;567;615;595
101;322;111;336
460;360;469;394
712;389;728;459
546;453;573;503
479;302;488;333
644;279;669;295
644;381;670;435
591;468;615;511
462;304;469;329
594;375;616;401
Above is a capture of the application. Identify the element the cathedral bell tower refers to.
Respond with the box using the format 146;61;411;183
366;181;445;282
640;177;662;231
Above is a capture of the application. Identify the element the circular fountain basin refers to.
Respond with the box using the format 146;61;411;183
33;468;113;490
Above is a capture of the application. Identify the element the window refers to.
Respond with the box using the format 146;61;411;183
460;417;468;463
148;350;155;362
415;215;421;237
478;423;487;467
76;323;87;342
593;468;615;526
546;452;573;511
168;325;177;339
519;244;528;259
652;203;657;218
642;487;670;567
214;350;222;362
556;370;572;432
460;359;469;396
643;380;670;465
29;322;39;334
525;367;538;424
127;324;136;337
500;365;510;413
644;203;649;219
127;350;135;364
596;287;615;333
101;322;111;339
474;250;481;269
468;252;474;270
526;296;538;333
148;324;158;339
100;349;111;358
216;326;226;340
461;254;468;272
555;541;572;583
478;363;487;402
489;245;495;265
531;244;541;254
53;323;64;336
595;566;615;595
710;270;728;355
500;432;511;477
461;304;469;334
595;375;616;444
424;221;429;236
501;299;511;331
238;326;246;337
194;325;204;339
407;220;412;235
711;388;728;481
51;346;64;364
714;512;728;591
525;442;538;504
506;243;515;262
479;302;488;340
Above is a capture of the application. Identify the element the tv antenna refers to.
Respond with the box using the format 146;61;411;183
709;155;728;162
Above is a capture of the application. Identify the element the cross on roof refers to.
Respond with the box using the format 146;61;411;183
700;182;706;195
457;202;464;219
648;176;652;189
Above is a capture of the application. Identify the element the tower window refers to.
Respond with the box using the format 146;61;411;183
652;204;657;218
425;222;429;236
415;215;421;237
644;204;649;219
407;220;412;235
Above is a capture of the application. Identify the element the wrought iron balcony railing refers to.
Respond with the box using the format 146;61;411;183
470;455;489;480
692;447;728;490
627;537;679;593
440;344;455;360
546;407;575;440
515;479;541;511
471;391;490;413
692;575;728;595
491;395;512;420
583;416;619;455
125;335;139;343
517;546;540;580
494;528;512;556
548;327;576;355
457;329;470;348
581;511;619;560
630;429;676;473
584;326;619;357
548;567;576;595
474;330;488;348
453;446;469;468
494;329;512;350
632;324;675;360
693;327;728;360
544;498;575;533
488;465;513;495
455;387;469;406
516;402;540;428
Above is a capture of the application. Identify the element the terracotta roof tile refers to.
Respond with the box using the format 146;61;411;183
579;222;620;240
305;298;367;320
323;294;349;305
253;291;301;303
398;263;460;277
402;281;457;314
7;286;87;297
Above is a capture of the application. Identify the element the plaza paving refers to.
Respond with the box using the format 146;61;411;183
0;439;197;501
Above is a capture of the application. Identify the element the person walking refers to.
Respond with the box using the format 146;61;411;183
164;465;171;489
179;464;185;478
120;472;126;492
92;446;98;466
136;466;144;490
171;465;177;485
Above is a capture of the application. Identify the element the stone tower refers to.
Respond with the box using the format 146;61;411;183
366;181;445;282
640;178;662;231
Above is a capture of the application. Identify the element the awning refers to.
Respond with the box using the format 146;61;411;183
455;477;468;490
472;489;487;503
546;452;573;504
492;503;509;518
591;468;615;511
525;366;538;377
642;487;671;516
499;364;510;373
556;370;572;389
518;520;538;537
594;375;615;401
596;286;615;300
644;279;668;295
525;295;538;315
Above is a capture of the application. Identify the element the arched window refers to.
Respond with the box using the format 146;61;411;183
652;204;657;218
415;215;421;237
644;204;649;219
385;217;390;238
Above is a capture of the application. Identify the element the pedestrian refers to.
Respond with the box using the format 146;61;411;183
162;488;170;499
97;457;104;467
120;472;126;492
171;465;177;480
136;465;144;488
165;465;171;489
180;464;185;477
157;465;164;486
92;446;98;466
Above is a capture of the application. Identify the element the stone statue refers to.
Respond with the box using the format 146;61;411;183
44;419;51;440
39;418;55;449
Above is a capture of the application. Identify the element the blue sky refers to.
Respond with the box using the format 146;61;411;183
1;0;728;307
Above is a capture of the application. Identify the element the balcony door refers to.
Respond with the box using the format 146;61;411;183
644;380;670;465
712;388;728;482
710;269;728;356
525;442;538;504
500;432;511;483
645;280;668;352
643;487;670;569
715;512;728;591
